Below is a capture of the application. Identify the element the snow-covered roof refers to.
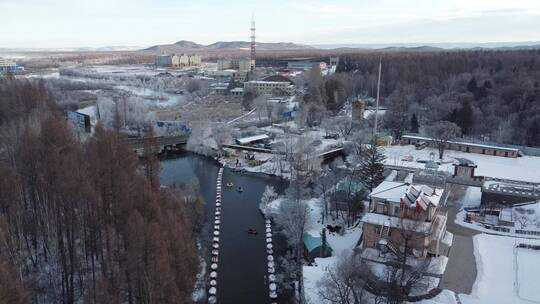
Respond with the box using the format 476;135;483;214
236;134;270;145
370;181;443;210
402;184;444;210
370;181;409;203
483;180;540;199
361;212;432;232
402;135;520;152
303;233;333;254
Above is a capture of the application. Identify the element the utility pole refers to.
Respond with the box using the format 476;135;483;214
373;57;382;139
250;14;256;75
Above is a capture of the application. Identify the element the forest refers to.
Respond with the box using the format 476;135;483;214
0;77;200;304
332;49;540;147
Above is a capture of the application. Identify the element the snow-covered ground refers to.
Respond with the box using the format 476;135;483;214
300;198;363;304
384;144;540;182
461;186;482;208
458;234;540;304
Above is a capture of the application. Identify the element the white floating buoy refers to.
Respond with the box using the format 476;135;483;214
216;203;221;207
211;256;218;263
213;231;219;236
212;249;219;256
266;224;271;228
269;283;276;291
270;291;278;298
266;237;272;243
266;228;271;233
215;211;221;215
268;267;275;274
213;237;219;242
210;279;217;287
215;219;221;225
208;296;217;304
213;243;219;249
269;274;276;282
267;243;273;249
266;233;272;238
214;225;220;230
267;255;274;262
267;248;273;255
210;271;218;278
268;261;275;268
211;263;218;270
209;287;217;295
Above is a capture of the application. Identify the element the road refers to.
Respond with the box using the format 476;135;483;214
439;185;479;295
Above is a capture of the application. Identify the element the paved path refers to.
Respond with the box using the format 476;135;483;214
439;185;479;295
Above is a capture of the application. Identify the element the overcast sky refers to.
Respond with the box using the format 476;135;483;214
2;0;540;48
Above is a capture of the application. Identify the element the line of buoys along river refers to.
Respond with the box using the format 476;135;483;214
208;166;224;304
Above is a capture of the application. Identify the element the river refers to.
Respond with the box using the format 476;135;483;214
160;151;287;304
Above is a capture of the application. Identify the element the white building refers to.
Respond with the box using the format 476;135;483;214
217;58;252;72
0;58;23;73
244;81;295;96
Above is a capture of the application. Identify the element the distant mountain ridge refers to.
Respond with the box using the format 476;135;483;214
141;40;314;53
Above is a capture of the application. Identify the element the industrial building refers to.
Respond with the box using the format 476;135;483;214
244;81;295;96
155;54;201;67
481;179;540;206
0;58;23;73
217;58;252;72
243;74;295;96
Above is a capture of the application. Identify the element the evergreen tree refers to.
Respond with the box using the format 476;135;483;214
358;143;387;191
527;119;540;147
467;77;478;94
410;114;420;133
457;100;475;135
321;228;328;257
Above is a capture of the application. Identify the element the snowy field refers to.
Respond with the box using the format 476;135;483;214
421;234;540;304
459;234;540;304
384;145;540;182
516;247;540;302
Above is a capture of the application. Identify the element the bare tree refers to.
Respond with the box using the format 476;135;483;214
317;252;373;304
425;121;461;160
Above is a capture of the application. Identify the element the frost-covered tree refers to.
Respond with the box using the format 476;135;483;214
259;185;278;215
275;198;310;302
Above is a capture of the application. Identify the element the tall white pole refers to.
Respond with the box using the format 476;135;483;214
374;58;382;137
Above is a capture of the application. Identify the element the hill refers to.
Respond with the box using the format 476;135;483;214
141;40;314;54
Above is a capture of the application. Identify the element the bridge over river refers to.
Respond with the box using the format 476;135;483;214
126;135;189;152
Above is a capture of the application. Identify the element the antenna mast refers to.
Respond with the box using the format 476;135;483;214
374;58;382;138
250;14;256;74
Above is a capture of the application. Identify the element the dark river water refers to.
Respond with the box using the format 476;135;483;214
160;152;286;304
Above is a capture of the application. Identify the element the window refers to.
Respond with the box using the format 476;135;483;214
505;151;508;157
393;206;400;215
493;150;497;156
482;149;485;154
375;226;381;234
